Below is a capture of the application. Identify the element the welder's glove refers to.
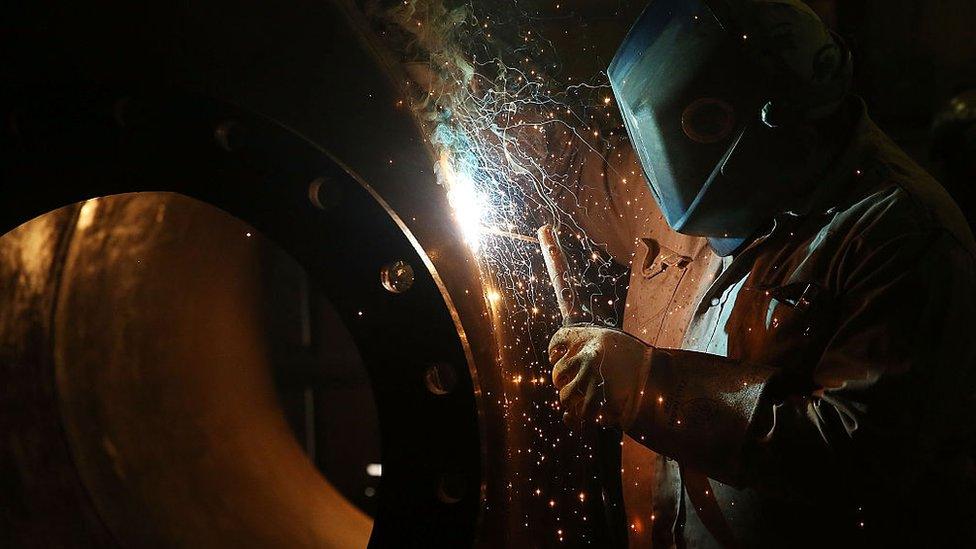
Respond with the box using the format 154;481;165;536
548;325;652;429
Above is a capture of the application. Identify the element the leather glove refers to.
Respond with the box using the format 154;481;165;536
548;325;653;429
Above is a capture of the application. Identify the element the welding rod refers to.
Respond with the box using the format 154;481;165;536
483;225;540;244
537;224;578;325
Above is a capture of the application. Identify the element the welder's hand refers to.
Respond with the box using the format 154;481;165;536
548;325;653;429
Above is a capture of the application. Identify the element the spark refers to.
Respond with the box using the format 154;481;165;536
383;0;634;540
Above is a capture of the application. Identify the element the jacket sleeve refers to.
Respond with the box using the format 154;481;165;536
626;229;976;493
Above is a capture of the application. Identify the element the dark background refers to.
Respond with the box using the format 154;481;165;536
515;0;976;188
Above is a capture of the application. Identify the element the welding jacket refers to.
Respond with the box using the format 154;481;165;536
622;99;976;548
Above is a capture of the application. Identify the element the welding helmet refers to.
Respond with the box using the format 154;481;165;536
609;0;851;253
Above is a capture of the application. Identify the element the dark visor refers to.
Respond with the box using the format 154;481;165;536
608;0;764;234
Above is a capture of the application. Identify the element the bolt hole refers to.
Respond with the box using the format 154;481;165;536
308;176;342;210
214;120;245;152
437;473;464;504
380;260;415;294
424;363;457;396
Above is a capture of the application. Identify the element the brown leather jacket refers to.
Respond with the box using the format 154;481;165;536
560;98;976;547
627;100;976;547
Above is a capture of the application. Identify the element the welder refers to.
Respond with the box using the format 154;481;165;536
548;0;976;546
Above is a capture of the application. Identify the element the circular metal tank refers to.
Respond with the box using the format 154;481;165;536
0;1;628;546
1;86;488;546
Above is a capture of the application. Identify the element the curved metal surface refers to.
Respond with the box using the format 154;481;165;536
0;203;118;547
54;193;374;548
1;92;485;547
1;0;508;546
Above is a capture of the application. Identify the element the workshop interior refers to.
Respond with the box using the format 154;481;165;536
2;1;975;547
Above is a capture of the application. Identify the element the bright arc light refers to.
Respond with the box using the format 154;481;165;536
440;153;489;252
